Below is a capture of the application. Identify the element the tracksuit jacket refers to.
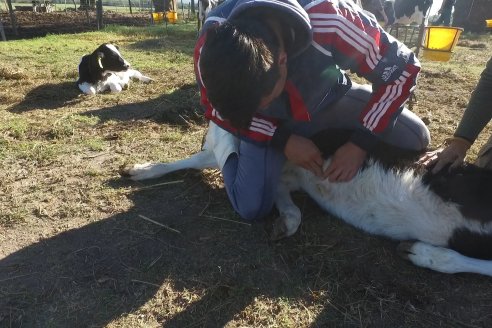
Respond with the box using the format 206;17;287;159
194;0;421;153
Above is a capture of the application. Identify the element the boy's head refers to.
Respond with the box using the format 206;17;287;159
199;14;288;129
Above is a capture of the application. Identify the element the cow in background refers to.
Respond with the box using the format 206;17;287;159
384;0;434;26
358;0;434;27
360;0;389;25
198;0;220;32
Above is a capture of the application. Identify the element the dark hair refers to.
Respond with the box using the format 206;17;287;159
199;18;281;129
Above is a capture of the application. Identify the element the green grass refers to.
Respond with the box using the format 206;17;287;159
0;22;201;225
0;116;29;139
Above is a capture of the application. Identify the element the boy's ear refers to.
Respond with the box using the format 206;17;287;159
279;51;287;66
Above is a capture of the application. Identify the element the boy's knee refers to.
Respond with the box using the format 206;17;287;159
390;108;431;151
419;124;431;150
409;112;431;150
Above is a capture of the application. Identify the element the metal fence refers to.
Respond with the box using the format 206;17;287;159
2;0;192;13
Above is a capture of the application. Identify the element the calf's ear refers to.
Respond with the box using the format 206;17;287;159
96;52;105;69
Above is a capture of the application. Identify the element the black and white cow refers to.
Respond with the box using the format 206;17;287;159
197;0;220;32
122;122;492;277
77;43;152;95
384;0;434;26
358;0;433;26
358;0;389;25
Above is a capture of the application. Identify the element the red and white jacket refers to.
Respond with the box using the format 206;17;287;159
194;0;421;151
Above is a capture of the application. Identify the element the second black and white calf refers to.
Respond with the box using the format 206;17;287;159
384;0;433;26
122;122;492;277
77;43;152;95
358;0;433;26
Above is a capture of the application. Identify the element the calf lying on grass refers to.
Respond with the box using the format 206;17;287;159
122;122;492;277
77;43;152;95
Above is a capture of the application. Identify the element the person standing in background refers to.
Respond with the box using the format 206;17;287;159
434;0;456;26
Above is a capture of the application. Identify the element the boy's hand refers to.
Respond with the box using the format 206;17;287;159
323;142;367;182
284;134;324;177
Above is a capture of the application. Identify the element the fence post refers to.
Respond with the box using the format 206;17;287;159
0;18;6;41
5;0;18;36
415;16;426;58
96;0;103;29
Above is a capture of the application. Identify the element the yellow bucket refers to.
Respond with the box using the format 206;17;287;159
422;26;463;62
486;19;492;28
421;49;452;62
152;11;177;24
152;12;164;23
166;11;178;24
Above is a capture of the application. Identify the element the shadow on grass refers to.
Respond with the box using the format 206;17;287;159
80;83;206;126
8;82;82;113
0;172;311;327
7;82;205;128
1;170;491;326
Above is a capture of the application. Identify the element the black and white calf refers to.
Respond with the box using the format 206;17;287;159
122;122;492;277
77;43;152;95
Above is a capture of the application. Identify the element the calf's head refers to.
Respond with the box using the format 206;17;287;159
92;43;130;72
424;164;492;223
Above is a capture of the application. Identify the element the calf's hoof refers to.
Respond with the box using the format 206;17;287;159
119;163;155;180
270;214;299;241
141;76;153;83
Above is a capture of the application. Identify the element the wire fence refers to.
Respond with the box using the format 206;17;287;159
2;0;193;13
0;0;197;40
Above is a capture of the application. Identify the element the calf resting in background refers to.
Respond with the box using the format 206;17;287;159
122;122;492;277
77;43;152;95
